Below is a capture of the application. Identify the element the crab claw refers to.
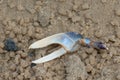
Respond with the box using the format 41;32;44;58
29;32;83;64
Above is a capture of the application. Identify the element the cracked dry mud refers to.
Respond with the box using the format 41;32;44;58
0;0;120;80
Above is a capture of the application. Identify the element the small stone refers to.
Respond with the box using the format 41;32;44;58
20;59;28;68
101;53;108;58
21;27;27;35
9;52;15;58
85;48;94;54
81;52;88;59
89;55;96;65
15;54;21;64
82;3;90;10
115;9;120;16
17;5;24;11
33;22;39;27
35;33;42;39
4;38;18;51
85;13;92;19
24;17;30;23
10;64;16;71
109;47;117;56
0;42;4;48
28;26;35;37
17;75;24;80
0;48;3;54
58;7;67;16
86;64;93;72
116;27;120;38
72;16;80;22
35;27;42;33
9;32;15;38
12;72;18;78
108;35;116;42
24;69;31;78
110;19;119;26
101;0;107;3
20;52;27;58
4;72;10;79
38;13;50;27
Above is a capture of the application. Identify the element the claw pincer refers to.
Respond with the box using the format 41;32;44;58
29;32;107;64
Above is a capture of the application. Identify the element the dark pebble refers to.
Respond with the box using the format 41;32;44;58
28;50;35;57
4;38;18;51
29;53;35;57
31;63;36;68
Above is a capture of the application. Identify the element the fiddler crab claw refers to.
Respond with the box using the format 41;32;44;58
29;32;108;64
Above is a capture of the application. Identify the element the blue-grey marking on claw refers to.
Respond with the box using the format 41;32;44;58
65;32;83;42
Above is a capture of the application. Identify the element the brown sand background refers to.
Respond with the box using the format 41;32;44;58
0;0;120;80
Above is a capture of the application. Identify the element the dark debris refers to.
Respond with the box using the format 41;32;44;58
4;38;18;51
30;63;36;68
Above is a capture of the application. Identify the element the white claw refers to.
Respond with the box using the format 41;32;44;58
32;48;66;64
29;32;80;64
29;33;64;49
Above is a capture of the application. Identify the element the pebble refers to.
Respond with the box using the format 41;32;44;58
0;48;3;54
9;52;15;58
101;53;108;58
15;54;21;65
12;72;18;78
110;19;119;26
28;26;35;37
115;9;120;16
101;0;107;3
116;27;120;38
20;59;29;68
85;48;94;54
20;52;27;58
4;72;10;79
80;52;88;59
71;15;80;22
108;35;116;42
9;32;15;38
33;22;39;27
24;69;31;78
86;64;93;72
38;12;50;27
89;55;96;65
17;75;24;80
17;5;24;11
58;6;68;16
4;38;18;51
10;64;16;71
0;42;4;48
21;27;27;35
82;3;90;10
109;47;117;56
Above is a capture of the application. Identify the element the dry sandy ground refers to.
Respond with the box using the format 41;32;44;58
0;0;120;80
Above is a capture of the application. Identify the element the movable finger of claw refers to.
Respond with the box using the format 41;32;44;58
32;48;66;64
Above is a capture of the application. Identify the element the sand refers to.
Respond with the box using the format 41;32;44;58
0;0;120;80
